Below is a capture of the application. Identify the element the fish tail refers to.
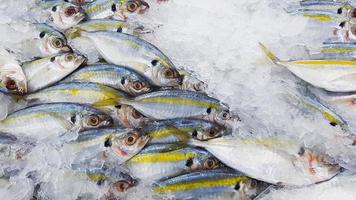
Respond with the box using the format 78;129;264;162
258;42;281;65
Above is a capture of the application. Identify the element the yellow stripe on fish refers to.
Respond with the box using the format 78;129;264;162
129;152;196;163
154;176;249;193
86;22;127;30
291;60;356;66
138;97;223;110
321;48;356;54
85;0;116;15
149;128;195;139
87;173;108;182
303;14;333;22
72;134;112;148
2;113;53;123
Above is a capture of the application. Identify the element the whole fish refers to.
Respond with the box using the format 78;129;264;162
62;64;153;96
84;0;149;20
69;127;149;163
75;31;183;87
0;103;113;139
48;1;85;29
21;52;86;92
190;136;340;186
259;174;356;200
126;143;224;182
145;118;228;144
65;19;149;39
110;104;150;128
32;23;71;56
121;90;235;125
153;169;265;200
260;43;356;92
0;48;27;94
24;82;127;107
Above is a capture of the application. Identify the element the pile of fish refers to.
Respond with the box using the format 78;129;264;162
2;0;356;199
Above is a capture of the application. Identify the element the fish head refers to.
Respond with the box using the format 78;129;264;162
53;52;86;71
107;173;137;198
192;122;228;141
50;3;85;29
153;65;183;87
294;147;340;182
110;129;150;162
236;178;266;200
79;112;114;130
187;154;223;172
114;104;150;128
121;75;152;96
115;0;150;20
207;108;239;126
40;32;71;55
179;75;208;92
0;64;27;94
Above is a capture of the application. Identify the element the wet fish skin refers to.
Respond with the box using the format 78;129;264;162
69;127;149;163
126;143;224;182
0;103;113;139
33;23;71;56
62;64;153;96
78;31;183;87
48;1;85;29
109;104;151;128
190;136;340;186
24;82;127;107
121;90;234;125
145;118;229;144
153;169;262;200
21;52;86;92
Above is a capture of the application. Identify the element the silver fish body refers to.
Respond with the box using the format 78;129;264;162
145;118;229;144
79;31;182;87
21;52;86;92
24;82;127;107
153;169;263;200
62;64;153;96
122;90;233;125
0;103;113;139
126;143;223;182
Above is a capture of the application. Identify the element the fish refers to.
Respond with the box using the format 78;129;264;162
84;0;149;20
178;69;208;93
258;174;356;200
126;143;224;182
65;19;150;39
21;52;86;92
153;169;265;200
69;127;149;163
145;118;229;144
190;136;340;186
74;31;183;87
62;64;153;96
24;82;127;107
109;104;150;128
0;103;113;139
0;47;27;94
33;23;71;56
259;43;356;92
121;90;236;125
48;1;85;29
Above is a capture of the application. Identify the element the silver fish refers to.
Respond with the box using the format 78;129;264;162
0;103;113;139
77;31;183;87
49;2;85;29
126;143;224;182
107;104;150;128
121;90;235;125
21;52;86;92
62;64;153;96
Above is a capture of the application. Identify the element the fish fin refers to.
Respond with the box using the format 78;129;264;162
65;27;82;40
258;42;281;65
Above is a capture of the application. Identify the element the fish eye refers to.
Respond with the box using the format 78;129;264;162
132;81;144;90
351;25;356;35
151;59;159;66
131;109;142;119
111;3;117;12
220;111;230;120
65;54;74;62
50;56;56;62
208;129;217;137
113;181;130;192
234;183;240;190
52;6;57;12
117;27;122;33
203;158;217;169
164;68;177;78
5;79;17;90
88;115;100;126
52;38;64;48
39;31;46;38
337;7;343;14
127;1;139;12
64;6;77;17
185;158;193;167
124;134;138;146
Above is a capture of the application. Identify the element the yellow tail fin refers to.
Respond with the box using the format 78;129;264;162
258;42;281;65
